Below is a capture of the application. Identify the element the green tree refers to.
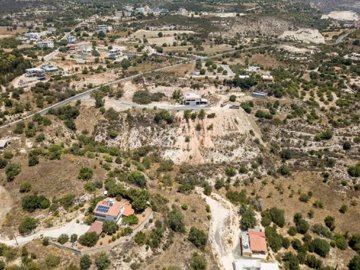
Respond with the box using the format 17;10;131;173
78;167;93;180
189;253;207;270
102;220;118;235
134;231;146;245
168;207;185;233
240;205;257;230
78;232;98;247
349;255;360;270
18;217;38;235
19;182;31;193
5;163;21;181
80;255;92;270
188;227;208;250
309;238;330;257
57;234;69;244
349;234;360;253
127;171;146;188
95;253;110;270
324;216;335;231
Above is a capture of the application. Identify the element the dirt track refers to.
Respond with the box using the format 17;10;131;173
0;185;12;227
198;189;241;270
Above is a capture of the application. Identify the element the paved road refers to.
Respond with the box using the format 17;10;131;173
0;44;271;130
0;61;193;129
101;99;211;111
0;218;89;247
335;30;353;45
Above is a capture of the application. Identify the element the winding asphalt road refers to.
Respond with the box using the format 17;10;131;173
0;44;272;130
0;61;193;129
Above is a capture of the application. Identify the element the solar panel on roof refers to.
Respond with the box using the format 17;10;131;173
96;206;110;213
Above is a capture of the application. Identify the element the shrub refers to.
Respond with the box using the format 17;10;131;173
339;204;348;214
309;238;330;257
324;216;335;231
45;254;60;268
127;171;146;188
225;167;236;177
189;252;207;270
349;255;360;270
102;221;118;235
311;224;331;238
188;227;207;250
305;255;322;269
268;207;285;227
333;233;348;250
134;231;146;245
154;110;174;124
80;255;92;270
349;234;360;253
0;158;8;169
229;95;236;102
78;232;98;247
18;217;38;235
167;207;185;233
19;182;31;193
282;252;300;270
5;163;21;181
348;162;360;177
240;205;257;231
78;167;93;180
265;225;283;252
57;234;69;244
95;253;110;270
314;129;333;141
226;190;248;205
21;195;51;212
59;193;75;210
278;164;290;175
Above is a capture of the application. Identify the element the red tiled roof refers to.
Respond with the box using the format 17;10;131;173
248;230;267;253
123;204;135;217
93;199;126;218
88;221;103;235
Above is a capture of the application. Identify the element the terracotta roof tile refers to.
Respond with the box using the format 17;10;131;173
248;230;267;253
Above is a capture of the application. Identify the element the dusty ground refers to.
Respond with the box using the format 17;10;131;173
0;153;106;235
0;185;12;227
322;11;359;21
279;28;325;44
131;30;195;39
0;26;26;39
247;171;360;268
199;189;241;270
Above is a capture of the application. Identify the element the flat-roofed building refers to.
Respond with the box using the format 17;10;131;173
182;92;208;106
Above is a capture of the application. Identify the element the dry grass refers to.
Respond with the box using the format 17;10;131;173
221;171;360;268
0;154;106;234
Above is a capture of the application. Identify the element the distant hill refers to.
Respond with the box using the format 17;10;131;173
304;0;360;13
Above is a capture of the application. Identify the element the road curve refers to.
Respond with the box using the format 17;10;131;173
0;61;193;130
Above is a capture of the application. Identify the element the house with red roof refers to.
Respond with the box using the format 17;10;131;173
241;229;268;259
93;198;134;224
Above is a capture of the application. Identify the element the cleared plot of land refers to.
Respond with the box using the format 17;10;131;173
322;11;359;21
0;26;26;39
131;29;195;39
279;28;325;44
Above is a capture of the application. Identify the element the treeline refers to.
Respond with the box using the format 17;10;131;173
0;50;31;85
